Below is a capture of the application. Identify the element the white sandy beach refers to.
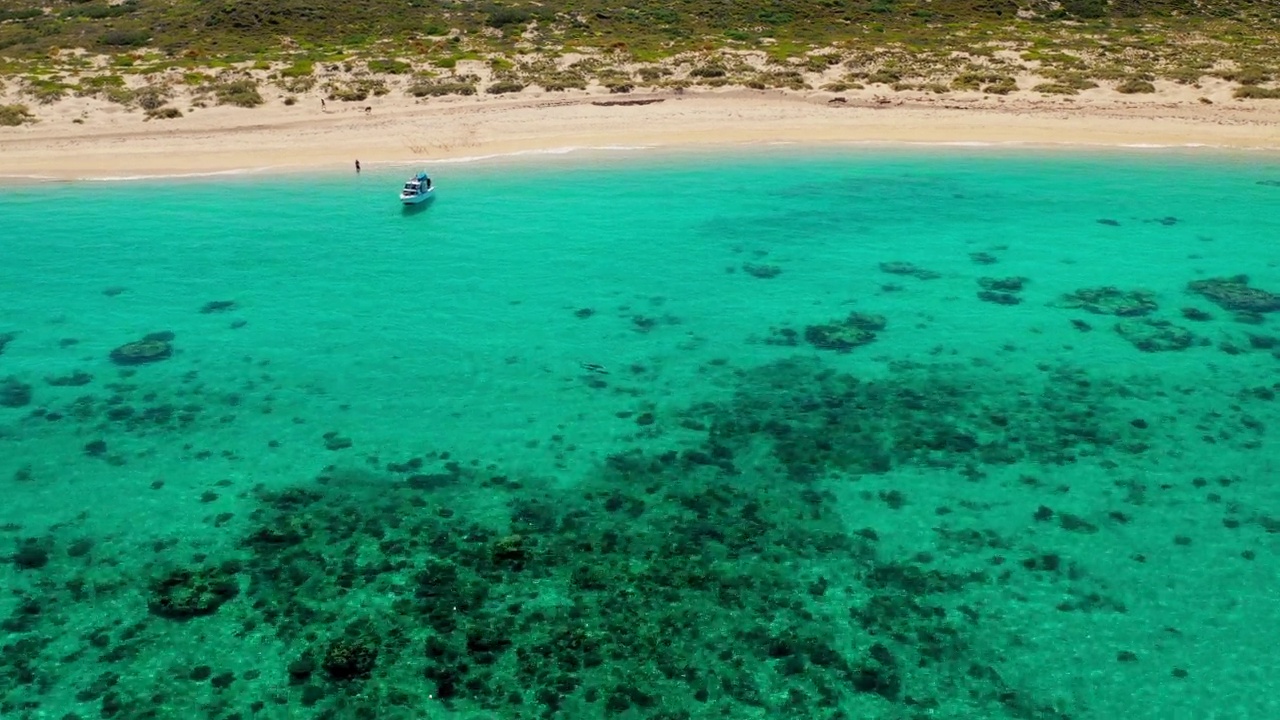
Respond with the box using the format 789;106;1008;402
3;83;1280;180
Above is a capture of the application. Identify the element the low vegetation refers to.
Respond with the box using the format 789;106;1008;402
1116;78;1156;94
0;102;34;125
1;0;1279;116
1234;86;1280;99
211;78;264;107
407;79;477;97
144;106;182;119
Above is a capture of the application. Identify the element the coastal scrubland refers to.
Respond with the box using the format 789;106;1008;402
1;0;1279;122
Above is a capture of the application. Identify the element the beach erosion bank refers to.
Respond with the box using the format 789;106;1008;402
3;86;1280;181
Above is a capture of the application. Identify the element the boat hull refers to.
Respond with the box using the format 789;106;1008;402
400;189;434;205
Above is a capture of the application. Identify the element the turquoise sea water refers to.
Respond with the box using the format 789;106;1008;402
1;147;1279;719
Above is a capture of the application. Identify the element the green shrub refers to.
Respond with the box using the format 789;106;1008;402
1234;85;1280;99
952;70;1005;90
326;78;387;101
329;85;367;101
63;1;137;19
983;77;1017;95
0;8;42;21
0;104;34;126
76;74;125;96
145;106;182;120
279;75;316;93
536;73;587;91
280;60;314;78
804;54;840;72
1045;73;1098;90
1220;66;1272;85
486;7;532;29
100;29;150;47
368;58;411;74
213;79;264;107
1088;66;1130;81
407;80;476;97
26;79;69;104
689;65;727;78
1166;67;1204;85
485;80;525;94
1115;78;1156;94
637;66;669;82
751;70;808;90
1061;0;1107;18
865;69;901;84
103;86;134;105
135;85;169;110
1033;82;1078;95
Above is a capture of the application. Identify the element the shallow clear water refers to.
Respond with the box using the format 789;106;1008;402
1;147;1279;719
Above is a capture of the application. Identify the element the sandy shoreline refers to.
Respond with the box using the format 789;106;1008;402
3;88;1280;181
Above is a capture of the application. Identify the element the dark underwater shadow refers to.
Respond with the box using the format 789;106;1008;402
400;196;436;217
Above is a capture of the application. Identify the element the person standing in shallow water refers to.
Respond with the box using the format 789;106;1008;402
355;160;361;174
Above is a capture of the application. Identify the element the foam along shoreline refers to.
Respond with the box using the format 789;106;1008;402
3;87;1280;181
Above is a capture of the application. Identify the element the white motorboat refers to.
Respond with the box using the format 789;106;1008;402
400;171;435;205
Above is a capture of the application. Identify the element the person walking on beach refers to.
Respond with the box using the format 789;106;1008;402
321;98;326;111
355;160;361;174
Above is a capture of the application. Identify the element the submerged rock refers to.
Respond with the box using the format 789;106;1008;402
0;377;33;408
978;277;1028;293
1114;319;1195;352
199;300;236;314
148;566;240;619
978;276;1028;305
110;337;173;366
846;312;887;332
805;324;874;351
1060;287;1158;317
879;261;941;280
322;637;378;681
1186;275;1280;314
979;291;1021;306
46;370;93;387
742;262;782;279
804;312;885;352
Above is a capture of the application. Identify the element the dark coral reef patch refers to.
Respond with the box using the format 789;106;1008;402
1187;275;1280;314
109;333;175;366
1059;287;1158;316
